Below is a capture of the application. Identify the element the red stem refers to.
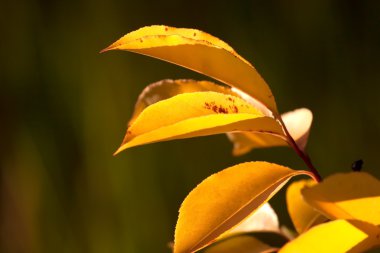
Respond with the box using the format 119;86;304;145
277;115;322;182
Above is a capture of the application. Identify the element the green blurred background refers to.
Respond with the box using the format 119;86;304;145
1;0;380;252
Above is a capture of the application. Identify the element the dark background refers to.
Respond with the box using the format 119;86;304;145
1;0;380;252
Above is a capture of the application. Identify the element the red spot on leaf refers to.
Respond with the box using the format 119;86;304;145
204;101;229;114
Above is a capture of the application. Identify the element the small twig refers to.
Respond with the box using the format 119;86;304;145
277;115;322;182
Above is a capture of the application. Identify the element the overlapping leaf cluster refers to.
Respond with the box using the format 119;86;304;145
103;25;380;253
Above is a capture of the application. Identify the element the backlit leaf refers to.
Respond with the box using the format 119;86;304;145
224;203;280;235
174;162;314;253
279;219;380;253
101;25;278;113
115;91;284;154
286;179;327;234
228;108;312;156
302;172;380;225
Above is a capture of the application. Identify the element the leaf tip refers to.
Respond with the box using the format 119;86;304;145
113;145;125;156
99;45;113;54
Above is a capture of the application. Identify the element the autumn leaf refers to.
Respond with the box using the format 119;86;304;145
114;90;285;154
129;79;246;124
174;162;315;253
286;179;327;234
302;172;380;226
101;25;278;113
102;26;315;155
279;219;380;253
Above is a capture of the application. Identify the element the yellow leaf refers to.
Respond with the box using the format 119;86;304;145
130;79;240;124
201;234;276;253
115;91;284;154
101;25;278;113
228;108;312;156
174;162;314;253
279;219;380;253
302;172;380;225
286;179;327;234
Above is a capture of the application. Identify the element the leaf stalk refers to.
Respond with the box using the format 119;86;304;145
277;115;322;182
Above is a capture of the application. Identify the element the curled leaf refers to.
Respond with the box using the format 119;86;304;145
228;108;313;156
174;162;314;253
279;219;380;253
286;179;327;234
102;25;278;113
302;172;380;226
115;91;284;154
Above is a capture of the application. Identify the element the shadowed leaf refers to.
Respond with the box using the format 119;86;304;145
202;236;274;253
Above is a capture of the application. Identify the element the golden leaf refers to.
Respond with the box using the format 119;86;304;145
286;179;327;234
302;172;380;225
174;162;314;253
102;25;278;113
279;219;380;253
115;91;284;154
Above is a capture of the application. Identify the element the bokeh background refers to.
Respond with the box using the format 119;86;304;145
1;0;380;252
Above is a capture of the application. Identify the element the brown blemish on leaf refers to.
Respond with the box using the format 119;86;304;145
139;38;143;43
204;101;229;114
228;105;238;113
193;32;197;37
217;106;228;114
227;97;235;102
165;27;168;31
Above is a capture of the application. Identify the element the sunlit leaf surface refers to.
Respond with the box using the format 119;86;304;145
115;91;284;154
279;219;380;253
102;25;278;113
130;79;240;123
286;179;327;234
302;172;380;225
174;162;314;253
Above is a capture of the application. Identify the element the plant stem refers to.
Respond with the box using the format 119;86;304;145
277;116;322;182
